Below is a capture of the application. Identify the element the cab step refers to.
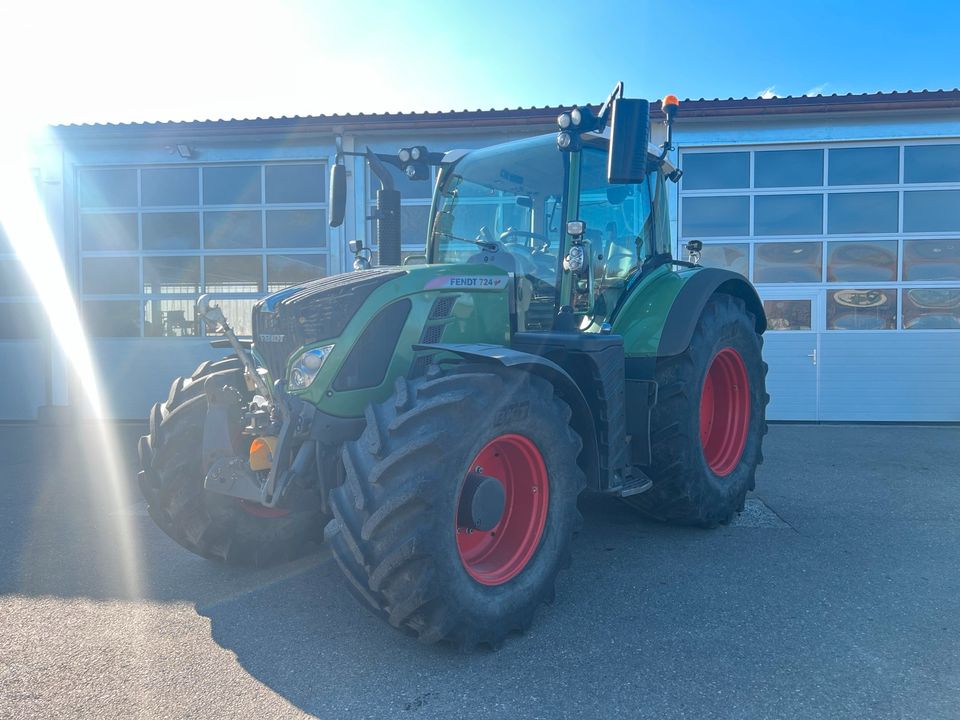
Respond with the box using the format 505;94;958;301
609;470;654;498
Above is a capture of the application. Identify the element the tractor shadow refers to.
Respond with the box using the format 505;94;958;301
193;492;709;718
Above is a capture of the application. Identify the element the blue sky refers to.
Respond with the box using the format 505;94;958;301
2;0;959;125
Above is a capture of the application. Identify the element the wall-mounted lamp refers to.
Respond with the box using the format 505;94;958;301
176;144;193;159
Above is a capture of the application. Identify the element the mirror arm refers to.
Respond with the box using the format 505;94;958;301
595;81;624;129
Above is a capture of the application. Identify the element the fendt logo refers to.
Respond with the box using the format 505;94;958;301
258;334;286;343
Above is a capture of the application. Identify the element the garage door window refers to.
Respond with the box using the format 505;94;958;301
681;152;749;190
682;141;960;333
754;242;822;283
699;243;749;276
826;240;898;282
827;288;897;330
78;162;330;338
763;299;812;331
904;145;960;184
903;239;960;281
902;288;960;330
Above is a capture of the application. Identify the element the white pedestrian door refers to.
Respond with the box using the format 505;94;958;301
758;289;821;421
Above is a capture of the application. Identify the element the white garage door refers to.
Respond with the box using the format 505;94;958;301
680;141;960;421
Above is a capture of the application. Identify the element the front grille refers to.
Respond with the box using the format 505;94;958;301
253;268;405;381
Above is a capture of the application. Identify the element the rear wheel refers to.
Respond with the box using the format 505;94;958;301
138;357;327;566
325;366;585;649
624;293;769;526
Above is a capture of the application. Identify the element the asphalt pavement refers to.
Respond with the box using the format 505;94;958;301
1;422;959;719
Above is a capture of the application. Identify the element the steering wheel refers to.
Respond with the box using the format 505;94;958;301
498;228;551;255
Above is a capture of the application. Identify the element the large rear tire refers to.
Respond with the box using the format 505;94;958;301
625;293;769;526
138;357;327;566
325;366;585;649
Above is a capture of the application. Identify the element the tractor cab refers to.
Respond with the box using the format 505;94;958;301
427;131;676;331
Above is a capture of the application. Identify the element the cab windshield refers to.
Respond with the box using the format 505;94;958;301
431;135;566;291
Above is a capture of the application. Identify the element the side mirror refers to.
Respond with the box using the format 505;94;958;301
607;98;650;184
329;163;346;228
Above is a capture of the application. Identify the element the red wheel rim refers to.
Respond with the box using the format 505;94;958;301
456;434;549;586
700;348;751;476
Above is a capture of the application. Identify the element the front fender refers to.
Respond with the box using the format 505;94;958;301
415;342;602;491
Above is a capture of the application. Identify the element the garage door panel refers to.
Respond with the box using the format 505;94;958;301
762;333;818;420
0;342;46;420
819;334;960;421
82;339;226;420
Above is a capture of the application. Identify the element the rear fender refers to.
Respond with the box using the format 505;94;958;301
658;269;766;357
415;343;602;491
613;267;765;358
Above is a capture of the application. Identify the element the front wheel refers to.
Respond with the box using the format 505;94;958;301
624;293;769;526
324;366;586;649
138;357;328;566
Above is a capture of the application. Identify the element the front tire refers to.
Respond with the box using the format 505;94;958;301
138;357;327;566
325;366;585;649
625;293;769;526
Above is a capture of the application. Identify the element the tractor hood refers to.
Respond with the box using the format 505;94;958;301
251;263;513;418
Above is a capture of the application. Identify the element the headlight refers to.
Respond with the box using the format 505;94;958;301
288;345;335;390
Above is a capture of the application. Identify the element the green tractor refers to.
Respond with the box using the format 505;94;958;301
138;85;768;648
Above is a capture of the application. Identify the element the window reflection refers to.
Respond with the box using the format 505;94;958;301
903;190;960;233
682;196;750;237
828;192;898;234
80;213;138;252
753;242;822;283
205;298;256;336
266;164;325;203
826;241;897;282
903;239;960;281
205;255;261;292
763;299;812;331
82;257;139;294
266;209;326;248
204;210;262;249
827;289;896;330
699;243;749;276
904;145;960;184
902;288;960;330
144;299;199;337
266;254;325;291
755;149;823;188
141;167;198;207
828;147;899;185
203;166;262;205
681;152;749;190
143;256;200;294
78;168;138;209
754;194;823;236
142;212;200;250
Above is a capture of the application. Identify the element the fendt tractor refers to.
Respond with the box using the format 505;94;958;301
138;84;768;649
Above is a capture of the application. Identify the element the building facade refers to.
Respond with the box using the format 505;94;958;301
2;92;958;421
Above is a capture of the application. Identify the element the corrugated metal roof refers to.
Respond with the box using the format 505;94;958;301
54;89;960;135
